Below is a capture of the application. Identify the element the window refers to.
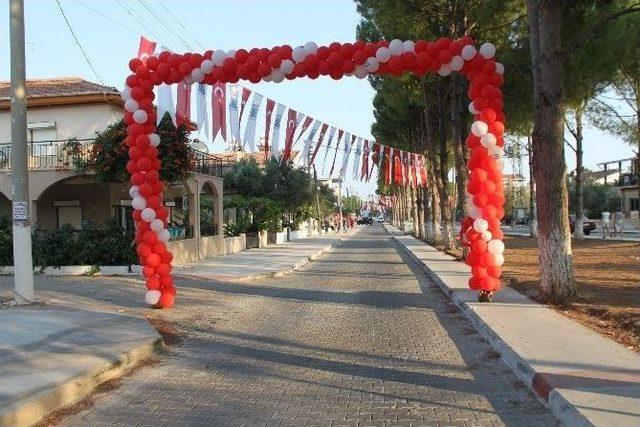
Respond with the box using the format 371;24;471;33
28;121;57;156
57;206;82;229
630;198;639;211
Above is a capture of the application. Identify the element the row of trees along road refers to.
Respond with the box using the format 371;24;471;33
355;0;639;305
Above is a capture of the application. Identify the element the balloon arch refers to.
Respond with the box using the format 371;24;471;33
121;37;506;309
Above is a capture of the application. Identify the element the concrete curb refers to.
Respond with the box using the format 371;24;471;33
385;225;639;427
0;337;163;427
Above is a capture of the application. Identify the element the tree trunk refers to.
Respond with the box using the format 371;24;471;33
451;73;469;221
526;0;576;305
410;186;419;236
438;107;454;250
573;106;585;240
527;134;537;237
428;157;443;245
416;186;425;238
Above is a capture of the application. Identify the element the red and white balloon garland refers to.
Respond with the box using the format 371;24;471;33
122;36;505;308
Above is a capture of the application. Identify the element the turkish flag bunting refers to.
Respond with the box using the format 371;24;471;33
211;82;227;142
309;123;329;166
329;129;344;177
281;109;299;163
239;87;251;123
264;99;275;158
295;116;314;143
137;36;156;62
412;153;419;187
361;140;370;180
394;150;404;185
176;81;191;128
368;143;380;182
385;147;393;185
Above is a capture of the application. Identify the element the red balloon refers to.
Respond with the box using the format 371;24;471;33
235;49;249;63
473;194;489;208
129;58;143;72
160;275;173;287
267;53;282;68
470;168;488;183
157;263;171;276
304;54;319;71
159;292;175;309
146;253;161;268
472;239;487;254
469;276;482;290
137;157;152;172
131;173;145;186
222;57;237;74
143;231;158;245
146;276;161;290
142;266;155;278
472;266;488;279
136;244;152;257
152;181;164;194
152;242;167;254
160;251;173;264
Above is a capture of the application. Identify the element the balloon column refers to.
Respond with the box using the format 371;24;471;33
122;37;505;308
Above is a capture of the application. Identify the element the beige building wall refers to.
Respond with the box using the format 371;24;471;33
0;103;122;143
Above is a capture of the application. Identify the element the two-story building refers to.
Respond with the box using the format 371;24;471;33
0;77;228;264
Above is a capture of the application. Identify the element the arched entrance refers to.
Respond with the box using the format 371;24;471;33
123;38;506;308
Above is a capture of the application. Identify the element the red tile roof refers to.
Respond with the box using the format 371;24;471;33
0;77;119;100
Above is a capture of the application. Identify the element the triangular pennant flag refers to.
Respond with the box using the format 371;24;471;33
300;119;322;166
137;36;156;62
309;123;329;166
243;93;263;152
264;99;275;158
228;85;241;146
329;129;344;177
321;126;337;173
351;137;363;180
281;109;299;163
196;83;209;138
239;87;251;123
295;116;314;143
271;103;286;158
176;81;192;128
211;82;226;142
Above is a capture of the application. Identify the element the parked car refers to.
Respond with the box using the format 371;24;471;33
357;216;373;225
570;217;597;235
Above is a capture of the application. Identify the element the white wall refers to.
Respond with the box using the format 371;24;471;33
0;103;122;143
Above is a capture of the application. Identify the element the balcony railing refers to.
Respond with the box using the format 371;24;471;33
0;139;94;171
0;139;223;178
615;173;639;188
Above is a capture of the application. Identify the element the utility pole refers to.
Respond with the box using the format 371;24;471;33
313;165;321;233
10;0;34;302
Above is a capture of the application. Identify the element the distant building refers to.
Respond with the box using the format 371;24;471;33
597;158;639;226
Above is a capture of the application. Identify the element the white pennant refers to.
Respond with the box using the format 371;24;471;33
228;85;241;146
156;46;176;125
300;119;322;166
270;103;286;158
351;137;363;179
196;83;209;138
242;93;263;152
321;126;337;174
339;133;354;179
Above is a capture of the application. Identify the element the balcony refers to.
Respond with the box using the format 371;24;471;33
0;139;223;178
614;173;639;188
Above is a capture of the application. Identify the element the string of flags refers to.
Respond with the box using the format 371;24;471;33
143;39;429;187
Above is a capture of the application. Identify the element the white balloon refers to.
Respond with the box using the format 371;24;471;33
354;65;368;79
480;133;497;148
191;68;205;83
471;120;489;137
482;231;493;241
494;253;505;266
271;69;285;83
450;55;464;71
120;88;131;100
158;229;171;242
495;62;505;75
292;46;306;63
488;145;504;158
487;239;505;255
364;57;379;72
438;64;452;76
469;205;482;219
133;110;148;124
280;59;295;74
403;40;415;53
473;218;489;233
389;39;404;56
145;290;161;306
375;47;391;63
129;186;139;198
148;133;161;147
150;219;164;232
461;45;477;61
263;73;273;82
212;49;226;66
479;42;496;59
141;207;156;222
468;102;479;115
201;59;214;73
303;41;318;55
132;196;146;211
124;99;139;113
226;49;236;57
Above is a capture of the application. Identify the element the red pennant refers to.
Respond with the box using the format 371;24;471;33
309;123;329;165
176;81;192;128
281;109;299;163
329;129;344;176
137;36;156;62
296;116;314;143
385;147;392;185
360;139;369;181
264;99;275;158
394;150;404;185
239;87;251;123
211;82;227;142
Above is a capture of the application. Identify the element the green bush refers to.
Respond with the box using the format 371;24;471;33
0;215;136;267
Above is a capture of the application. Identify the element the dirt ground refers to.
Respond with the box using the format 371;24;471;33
499;235;640;352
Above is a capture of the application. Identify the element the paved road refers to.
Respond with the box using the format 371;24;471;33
57;225;557;427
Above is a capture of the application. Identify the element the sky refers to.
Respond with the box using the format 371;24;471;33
0;0;636;195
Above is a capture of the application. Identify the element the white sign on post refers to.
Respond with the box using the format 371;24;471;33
12;201;28;225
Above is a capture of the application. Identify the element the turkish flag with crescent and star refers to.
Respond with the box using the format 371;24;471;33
239;87;251;123
211;82;227;142
137;36;156;62
281;109;299;163
264;99;275;158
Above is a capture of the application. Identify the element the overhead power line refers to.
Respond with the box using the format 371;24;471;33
138;0;192;51
153;0;206;50
54;0;104;84
71;0;139;35
114;0;163;44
